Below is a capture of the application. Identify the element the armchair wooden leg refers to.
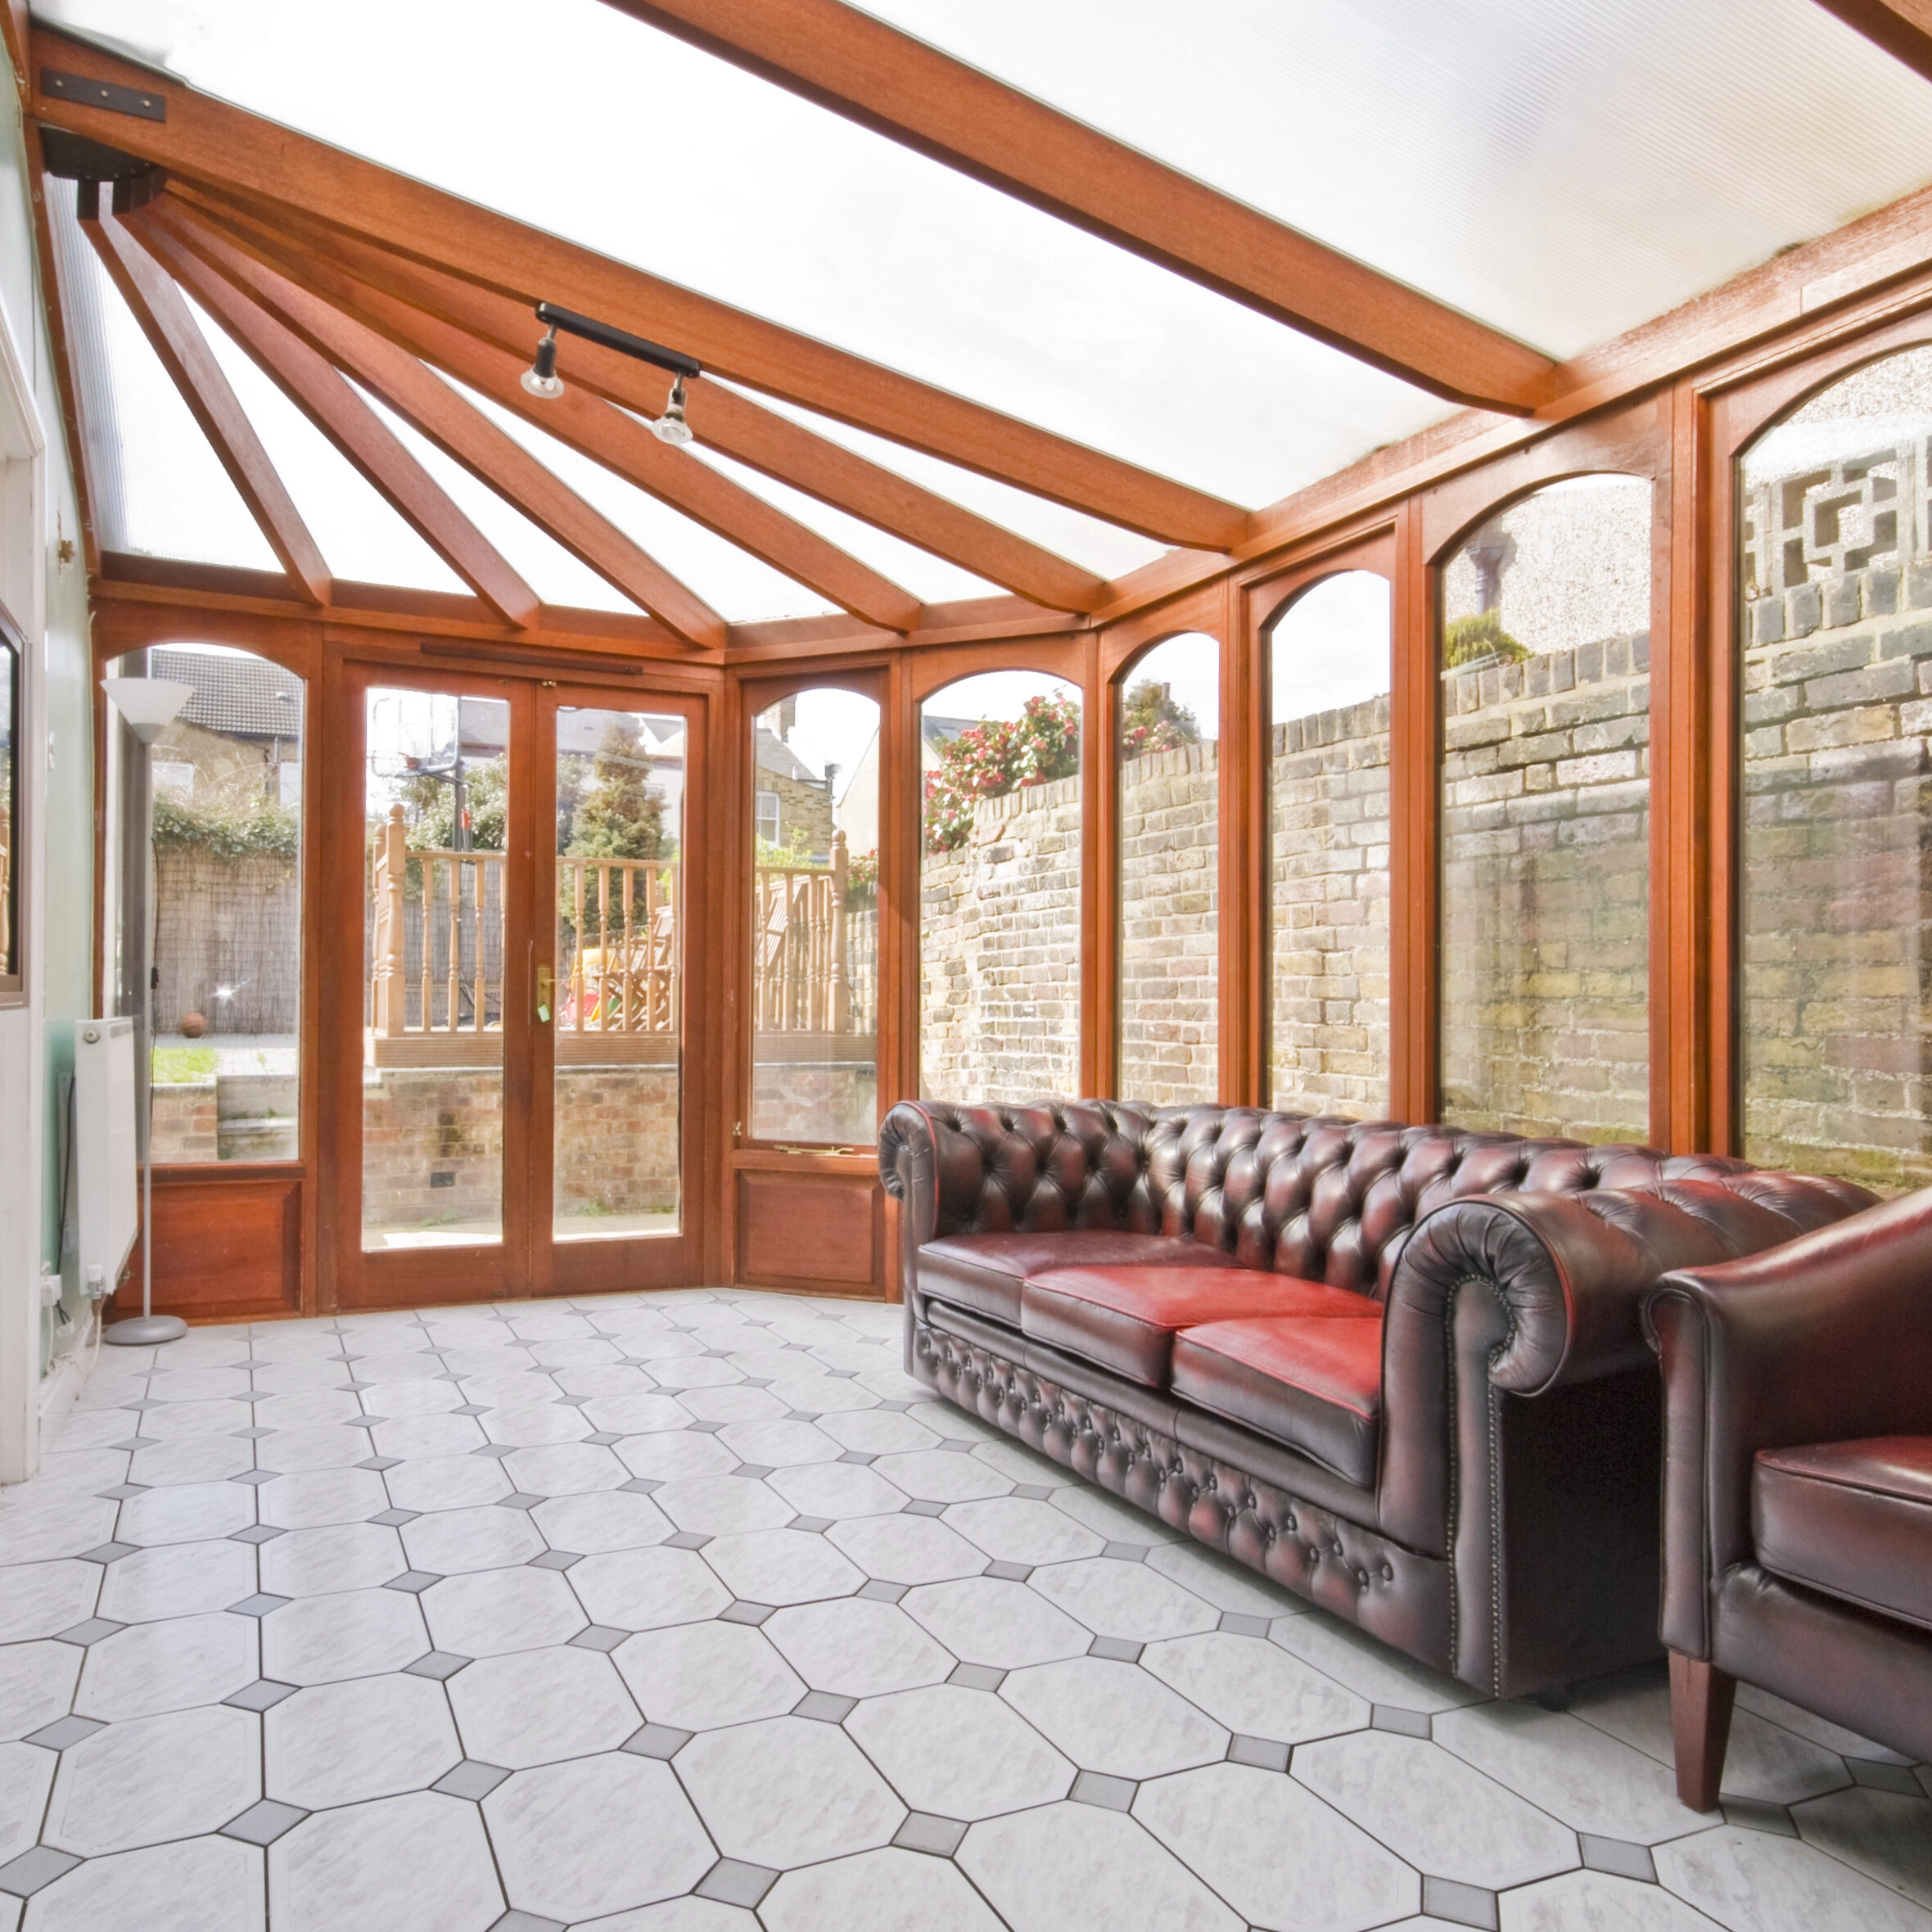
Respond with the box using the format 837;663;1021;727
1670;1652;1736;1812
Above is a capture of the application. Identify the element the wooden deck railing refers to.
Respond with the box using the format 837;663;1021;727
367;807;872;1067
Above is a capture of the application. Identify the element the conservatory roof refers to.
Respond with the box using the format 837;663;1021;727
19;0;1932;637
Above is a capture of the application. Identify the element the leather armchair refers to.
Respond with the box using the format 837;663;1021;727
1646;1189;1932;1808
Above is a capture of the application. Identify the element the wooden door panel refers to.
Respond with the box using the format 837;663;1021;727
123;1166;303;1324
735;1167;884;1294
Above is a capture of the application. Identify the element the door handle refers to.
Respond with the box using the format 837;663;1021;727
535;964;553;1023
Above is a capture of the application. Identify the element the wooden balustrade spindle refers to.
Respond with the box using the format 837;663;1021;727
445;858;461;1034
473;856;488;1032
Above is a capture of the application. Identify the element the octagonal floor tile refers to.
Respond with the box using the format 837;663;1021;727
26;1832;264;1932
1141;1630;1367;1744
398;1504;545;1577
701;1528;864;1607
901;1576;1091;1669
760;1846;1004;1932
1027;1558;1218;1643
260;1587;428;1687
422;1566;587;1657
613;1619;806;1731
762;1598;955;1698
0;1641;79;1741
448;1645;639;1767
944;1498;1106;1568
571;1545;733;1632
847;1682;1074;1819
77;1612;257;1720
267;1789;503;1931
0;1740;52;1866
257;1523;406;1599
44;1703;260;1856
265;1671;463;1810
999;1657;1228;1780
529;1488;672;1555
655;1475;794;1537
824;1514;986;1587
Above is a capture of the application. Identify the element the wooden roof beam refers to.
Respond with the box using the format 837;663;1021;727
599;0;1557;415
122;213;541;630
152;196;926;632
169;183;1111;614
1810;0;1932;84
129;202;725;648
27;26;1248;552
84;201;331;603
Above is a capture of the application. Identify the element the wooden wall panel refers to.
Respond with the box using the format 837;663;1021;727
735;1167;885;1294
119;1168;303;1325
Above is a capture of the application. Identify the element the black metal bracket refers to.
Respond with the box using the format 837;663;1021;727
535;304;702;381
41;70;166;123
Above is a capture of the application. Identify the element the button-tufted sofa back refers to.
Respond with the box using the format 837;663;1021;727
880;1098;1792;1300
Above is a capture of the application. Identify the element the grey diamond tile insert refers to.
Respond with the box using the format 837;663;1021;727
825;1369;860;1380
111;1438;154;1452
97;1482;148;1501
894;1812;968;1857
528;1550;581;1570
231;1469;278;1486
404;1651;472;1681
125;1397;166;1411
233;1426;274;1440
1088;1635;1144;1663
1722;1797;1799;1837
385;1570;442;1594
497;1493;544;1511
1850;1757;1925;1794
568;1626;629;1654
230;1524;284;1545
222;1799;309;1847
936;1438;977;1451
25;1716;106;1751
474;1443;517;1459
79;1542;138;1565
0;1847;83;1897
1218;1612;1271;1637
369;1508;420;1527
694;1859;779;1909
1011;1483;1056;1500
719;1600;774;1627
947;1662;1006;1692
228;1593;291;1618
665;1530;711;1551
345;1415;385;1430
1227;1734;1291;1772
734;1463;774;1479
490;1912;566;1932
436;1760;512;1800
793;1690;857;1723
1580;1835;1658;1883
228;1393;264;1405
688;1420;727;1434
785;1410;822;1423
1371;1704;1432;1738
1421;1876;1499;1930
902;1498;947;1519
857;1579;909;1604
985;1560;1032;1582
56;1618;126;1645
554;1394;594;1406
1100;1541;1148;1563
358;1456;400;1471
621;1723;693;1761
1070;1770;1137;1811
584;1431;622;1446
454;1404;490;1416
838;1449;877;1465
619;1477;662;1495
224;1680;298;1712
742;1379;772;1389
789;1515;835;1533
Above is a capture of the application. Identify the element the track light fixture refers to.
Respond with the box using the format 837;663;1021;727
523;303;703;445
652;375;694;446
521;326;564;399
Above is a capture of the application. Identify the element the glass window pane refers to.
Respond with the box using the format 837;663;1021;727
136;645;304;1166
1268;573;1391;1115
920;670;1081;1101
1440;476;1653;1141
748;690;880;1146
1117;633;1217;1104
1738;348;1932;1191
555;706;685;1238
362;687;507;1248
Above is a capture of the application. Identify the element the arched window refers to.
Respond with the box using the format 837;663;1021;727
1439;476;1653;1142
747;688;881;1147
1267;573;1391;1116
919;670;1082;1102
1737;347;1932;1190
1117;632;1218;1104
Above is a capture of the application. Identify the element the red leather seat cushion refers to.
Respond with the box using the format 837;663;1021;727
1171;1314;1384;1487
1022;1266;1372;1388
917;1232;1239;1329
1754;1436;1932;1633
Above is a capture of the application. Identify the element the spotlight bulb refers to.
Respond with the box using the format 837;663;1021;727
651;374;694;445
521;327;564;400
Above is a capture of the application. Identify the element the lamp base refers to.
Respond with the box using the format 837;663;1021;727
104;1314;187;1347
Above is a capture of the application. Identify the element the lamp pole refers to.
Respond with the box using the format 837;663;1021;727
102;677;193;1347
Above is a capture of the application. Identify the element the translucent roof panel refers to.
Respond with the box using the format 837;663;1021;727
856;0;1932;358
51;178;278;568
31;0;1454;510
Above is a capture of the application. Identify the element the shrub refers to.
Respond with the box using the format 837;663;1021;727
1120;678;1199;757
924;695;1080;852
1444;611;1530;667
153;793;299;861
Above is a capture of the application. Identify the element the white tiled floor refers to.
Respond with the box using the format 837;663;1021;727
1;1288;1927;1931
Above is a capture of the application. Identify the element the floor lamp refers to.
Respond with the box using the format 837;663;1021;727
102;675;193;1348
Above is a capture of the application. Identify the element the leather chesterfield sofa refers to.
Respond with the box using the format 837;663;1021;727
879;1099;1872;1699
1646;1188;1932;1808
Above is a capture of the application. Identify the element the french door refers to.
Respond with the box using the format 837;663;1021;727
328;659;709;1308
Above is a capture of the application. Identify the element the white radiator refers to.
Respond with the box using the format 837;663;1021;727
74;1018;138;1296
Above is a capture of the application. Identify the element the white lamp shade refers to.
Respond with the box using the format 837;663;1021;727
103;677;193;744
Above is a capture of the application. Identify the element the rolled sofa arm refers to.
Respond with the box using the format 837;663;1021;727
1644;1187;1932;1655
878;1097;1162;1247
1388;1171;1873;1400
